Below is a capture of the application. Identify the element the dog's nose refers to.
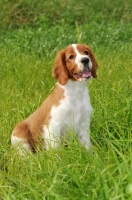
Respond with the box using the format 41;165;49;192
81;57;89;64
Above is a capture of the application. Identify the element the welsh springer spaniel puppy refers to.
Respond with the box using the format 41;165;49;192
11;44;98;153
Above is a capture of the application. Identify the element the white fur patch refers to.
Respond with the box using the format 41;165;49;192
42;80;93;149
72;44;92;71
11;136;31;154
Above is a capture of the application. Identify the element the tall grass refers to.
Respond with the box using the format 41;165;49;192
0;0;132;199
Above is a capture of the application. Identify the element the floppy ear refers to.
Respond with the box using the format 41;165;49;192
88;47;98;78
52;49;69;85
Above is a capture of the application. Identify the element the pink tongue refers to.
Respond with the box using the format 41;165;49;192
82;69;91;78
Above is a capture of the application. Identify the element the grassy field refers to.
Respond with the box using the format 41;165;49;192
0;0;132;199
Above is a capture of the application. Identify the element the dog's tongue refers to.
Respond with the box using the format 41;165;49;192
81;68;91;78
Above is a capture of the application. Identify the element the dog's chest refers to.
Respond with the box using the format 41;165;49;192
50;81;92;127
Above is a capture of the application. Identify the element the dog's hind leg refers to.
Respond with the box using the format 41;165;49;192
11;121;34;154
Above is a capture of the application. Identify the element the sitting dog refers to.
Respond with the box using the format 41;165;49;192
11;44;98;152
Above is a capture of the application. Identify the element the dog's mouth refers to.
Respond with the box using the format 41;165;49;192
74;68;91;79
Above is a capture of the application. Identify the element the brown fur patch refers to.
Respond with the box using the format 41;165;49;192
12;84;65;148
52;44;98;85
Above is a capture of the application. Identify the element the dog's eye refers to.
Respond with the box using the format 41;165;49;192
84;50;89;55
69;55;74;59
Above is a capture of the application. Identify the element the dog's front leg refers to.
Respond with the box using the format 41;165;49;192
76;128;92;149
42;124;62;150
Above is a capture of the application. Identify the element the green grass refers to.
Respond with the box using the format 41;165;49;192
0;0;132;199
0;0;132;28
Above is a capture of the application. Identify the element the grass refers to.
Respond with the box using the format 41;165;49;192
0;0;132;28
0;0;132;199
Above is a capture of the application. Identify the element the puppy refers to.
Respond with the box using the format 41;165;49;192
11;44;98;152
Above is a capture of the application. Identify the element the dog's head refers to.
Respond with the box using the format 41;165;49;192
52;44;98;85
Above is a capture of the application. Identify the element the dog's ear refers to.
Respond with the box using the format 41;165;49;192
89;49;98;78
85;45;98;78
52;49;69;85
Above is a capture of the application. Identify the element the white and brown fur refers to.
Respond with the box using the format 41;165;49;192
11;44;98;153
